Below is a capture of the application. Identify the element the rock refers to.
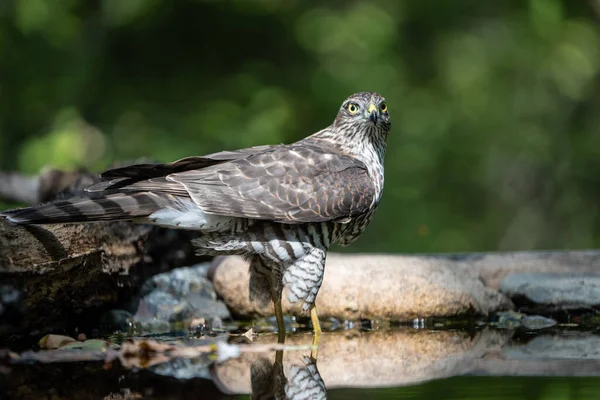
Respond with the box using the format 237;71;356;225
211;254;513;321
499;273;600;307
455;251;600;289
141;263;214;299
137;291;193;322
495;311;525;329
135;290;230;323
184;293;231;320
521;315;556;330
494;312;556;330
132;266;231;333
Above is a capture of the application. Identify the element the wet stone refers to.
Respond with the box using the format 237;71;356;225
495;311;525;329
521;315;556;330
494;311;557;330
212;254;513;321
500;273;600;307
138;291;193;322
184;293;231;320
141;263;215;299
132;265;231;333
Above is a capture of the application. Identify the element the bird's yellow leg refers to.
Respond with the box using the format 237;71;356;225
275;349;284;364
273;298;286;344
310;305;321;361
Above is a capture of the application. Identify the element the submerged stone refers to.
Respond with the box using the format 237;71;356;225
495;311;524;329
521;315;557;330
494;312;556;330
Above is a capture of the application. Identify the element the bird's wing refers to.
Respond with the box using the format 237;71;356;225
86;145;276;192
165;143;376;223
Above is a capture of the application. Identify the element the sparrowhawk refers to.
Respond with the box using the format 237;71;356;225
2;92;390;358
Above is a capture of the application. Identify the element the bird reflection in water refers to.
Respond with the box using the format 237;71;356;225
251;351;326;399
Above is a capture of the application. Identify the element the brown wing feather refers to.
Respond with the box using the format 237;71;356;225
168;143;376;223
82;142;375;224
86;145;275;192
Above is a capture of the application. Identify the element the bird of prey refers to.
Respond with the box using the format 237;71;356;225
2;91;390;358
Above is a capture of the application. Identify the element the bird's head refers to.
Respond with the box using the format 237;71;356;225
335;92;391;135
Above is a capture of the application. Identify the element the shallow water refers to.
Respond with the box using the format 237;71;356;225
3;327;600;399
326;377;600;400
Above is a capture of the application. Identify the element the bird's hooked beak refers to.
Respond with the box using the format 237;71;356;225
367;103;378;124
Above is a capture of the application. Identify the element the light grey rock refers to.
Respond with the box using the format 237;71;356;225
133;284;231;333
212;254;513;320
141;263;215;299
210;251;600;320
138;290;194;322
184;293;231;320
521;315;556;330
450;251;600;289
495;311;525;329
494;311;556;330
499;273;600;307
133;262;231;331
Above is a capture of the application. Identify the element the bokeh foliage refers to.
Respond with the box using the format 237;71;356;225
1;0;600;253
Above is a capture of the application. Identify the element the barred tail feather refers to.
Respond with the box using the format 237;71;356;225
1;192;168;224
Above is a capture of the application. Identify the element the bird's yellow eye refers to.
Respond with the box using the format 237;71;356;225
347;103;359;114
380;103;387;113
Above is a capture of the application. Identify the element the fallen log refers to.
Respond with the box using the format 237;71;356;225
0;168;201;339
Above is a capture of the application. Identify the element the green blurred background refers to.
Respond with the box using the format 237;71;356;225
1;0;600;254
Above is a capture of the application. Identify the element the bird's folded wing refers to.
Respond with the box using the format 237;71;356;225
86;145;276;192
168;145;376;223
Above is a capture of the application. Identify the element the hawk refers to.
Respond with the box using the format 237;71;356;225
2;92;390;358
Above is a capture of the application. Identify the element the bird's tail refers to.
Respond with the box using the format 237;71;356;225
1;192;169;224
